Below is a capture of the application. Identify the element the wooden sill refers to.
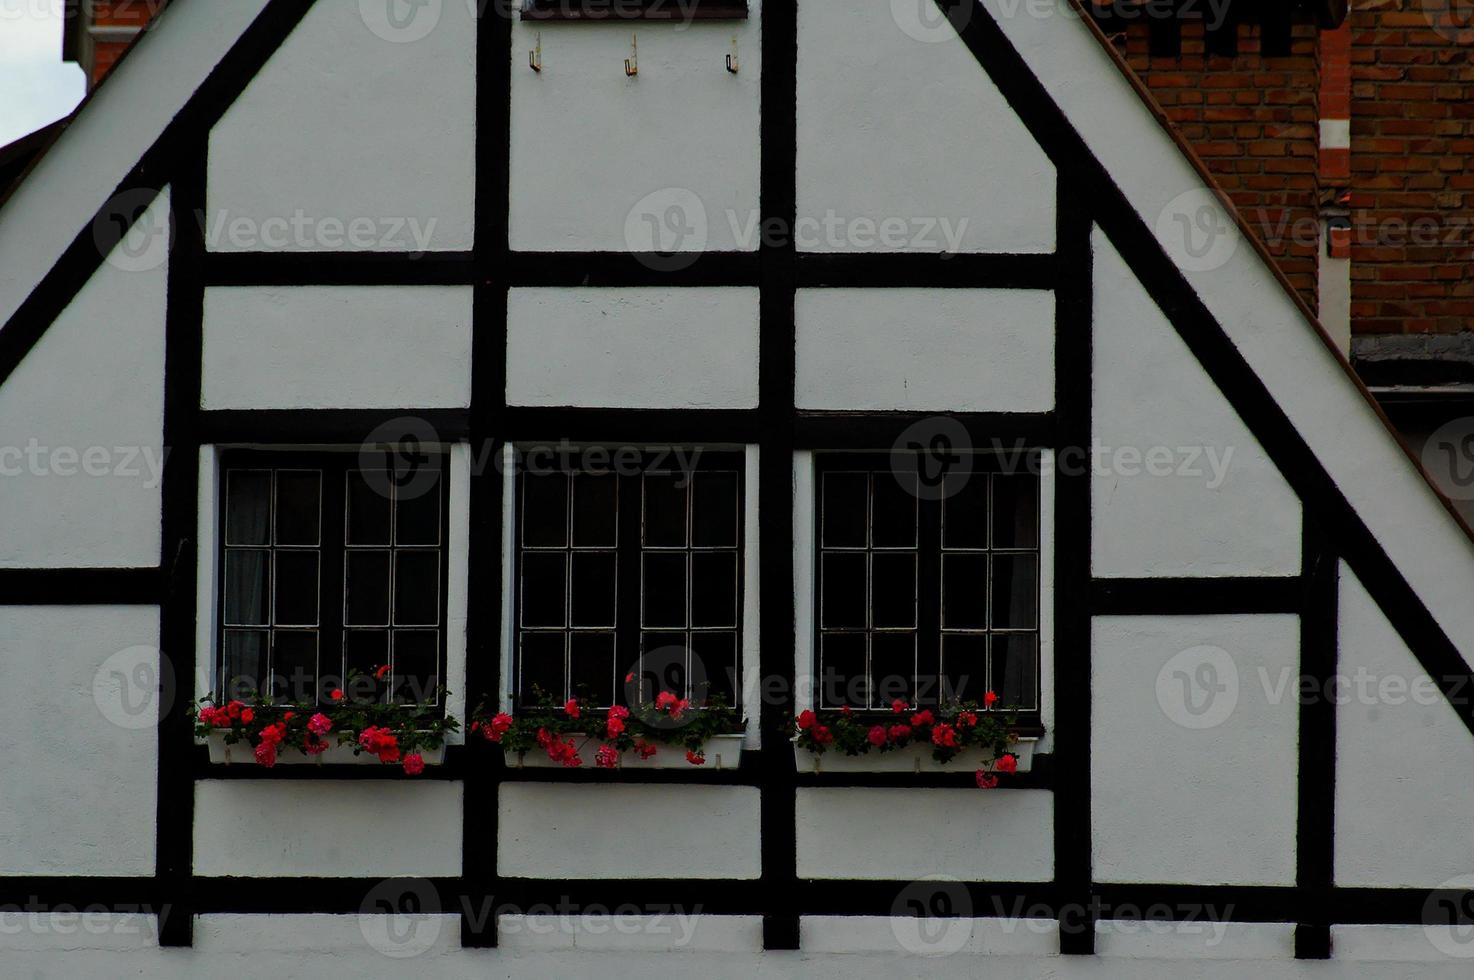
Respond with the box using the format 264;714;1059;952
521;0;749;21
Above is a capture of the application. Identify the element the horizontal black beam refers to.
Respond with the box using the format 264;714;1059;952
795;412;1055;451
198;409;472;445
1090;577;1302;616
203;251;475;287
0;567;161;605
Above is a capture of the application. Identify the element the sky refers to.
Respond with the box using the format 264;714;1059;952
0;0;86;149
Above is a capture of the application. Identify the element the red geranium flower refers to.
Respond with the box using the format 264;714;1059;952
635;740;658;760
812;725;833;745
254;741;277;767
329;688;345;702
240;708;254;724
307;713;332;736
867;725;888;747
685;749;706;766
888;724;912;742
486;713;514;742
958;711;978;728
226;700;243;719
374;664;391;682
975;770;998;790
402;753;425;775
983;690;999;708
994;753;1018;774
891;699;908;714
796;709;816;731
303;735;328;755
910;709;935;728
931;723;958;748
595;745;619;769
564;698;581;719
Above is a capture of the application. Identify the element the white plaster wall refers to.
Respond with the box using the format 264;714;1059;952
1092;230;1301;577
1095;922;1294;960
0;606;158;875
201;286;473;409
0;190;166;568
796;0;1055;253
498;785;760;879
207;0;475;252
801;916;1059;957
193;782;462;877
795;788;1053;881
794;289;1054;412
1335;564;1474;887
505;288;760;409
509;5;761;252
1092;615;1299;885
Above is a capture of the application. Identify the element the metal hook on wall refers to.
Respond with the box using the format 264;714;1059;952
529;32;542;72
726;36;739;74
625;34;638;77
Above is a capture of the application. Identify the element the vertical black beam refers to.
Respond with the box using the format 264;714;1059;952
1295;517;1338;959
758;0;799;952
1053;179;1094;955
157;145;206;948
461;0;513;949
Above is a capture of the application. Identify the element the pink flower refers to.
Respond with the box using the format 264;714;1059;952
254;741;277;767
983;690;999;708
564;698;581;719
867;725;888;747
307;713;332;736
402;753;425;776
994;753;1018;774
685;749;706;766
796;710;816;731
975;770;998;790
595;745;619;769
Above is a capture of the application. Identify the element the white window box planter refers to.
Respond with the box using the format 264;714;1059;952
793;737;1039;774
504;733;747;771
205;731;447;766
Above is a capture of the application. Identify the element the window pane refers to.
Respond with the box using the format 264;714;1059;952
396;471;441;545
221;630;267;700
274;551;320;626
223;550;270;625
941;633;987;704
270;631;318;704
275;471;321;545
691;471;738;547
992;634;1039;710
571;473;618;548
870;632;916;708
993;475;1040;549
643;474;687;547
569;551;617;627
393;550;441;626
943;474;989;549
344;629;389;701
224;470;271;546
990;555;1038;629
346;470;392;546
569;632;616;705
941;553;988;629
392;630;439;704
690;631;737;707
641;553;688;628
522;473;569;547
690;551;737;628
821;472;868;548
639;632;689;702
871;552;916;629
872;471;918;548
820;552;867;629
520;553;567;628
345;550;391;625
819;633;867;709
519;632;565;705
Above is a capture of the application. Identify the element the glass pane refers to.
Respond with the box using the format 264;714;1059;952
872;471;918;548
870;552;916;629
571;473;618;548
643;474;688;547
941;553;988;629
870;632;916;708
569;551;617;628
274;471;321;545
991;634;1039;710
690;551;737;628
346;470;392;546
641;553;688;628
820;552;866;629
943;474;989;549
519;632;565;705
223;550;269;625
393;550;441;626
990;555;1039;629
819;633;867;709
224;470;271;546
993;475;1040;549
691;471;739;547
345;550;391;626
221;630;267;700
522;473;569;548
639;632;689;702
270;631;318;704
690;631;738;707
274;551;320;626
520;553;567;628
392;630;439;704
941;633;987;704
344;629;389;701
396;471;441;545
569;632;616;706
821;472;868;548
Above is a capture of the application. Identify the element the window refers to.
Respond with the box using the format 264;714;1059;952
814;453;1041;714
218;451;450;706
514;450;744;711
